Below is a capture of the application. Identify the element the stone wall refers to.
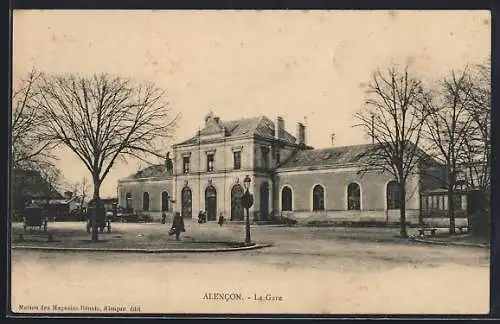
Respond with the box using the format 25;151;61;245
281;209;421;225
276;167;421;212
118;178;173;214
174;138;254;174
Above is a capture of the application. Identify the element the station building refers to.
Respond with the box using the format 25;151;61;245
117;112;468;226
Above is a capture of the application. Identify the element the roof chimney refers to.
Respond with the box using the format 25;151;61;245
297;122;306;145
275;116;284;139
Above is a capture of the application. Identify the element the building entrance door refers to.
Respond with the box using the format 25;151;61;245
181;186;192;219
231;184;244;221
205;185;217;221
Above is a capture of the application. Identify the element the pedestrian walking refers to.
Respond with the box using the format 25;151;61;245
218;213;225;226
169;212;185;241
161;212;166;224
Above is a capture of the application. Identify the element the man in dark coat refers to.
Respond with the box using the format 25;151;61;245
170;212;185;241
218;212;225;226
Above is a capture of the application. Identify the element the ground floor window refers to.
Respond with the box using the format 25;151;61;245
387;181;400;209
312;185;325;211
282;186;293;211
125;192;132;210
143;192;150;211
161;191;169;211
347;183;361;210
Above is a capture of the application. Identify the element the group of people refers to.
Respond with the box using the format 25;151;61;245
199;210;225;226
163;210;225;241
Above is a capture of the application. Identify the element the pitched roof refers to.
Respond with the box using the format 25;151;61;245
278;141;443;170
127;163;173;179
12;169;63;199
175;115;297;146
278;143;379;169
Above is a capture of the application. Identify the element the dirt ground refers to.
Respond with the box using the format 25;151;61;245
10;222;490;315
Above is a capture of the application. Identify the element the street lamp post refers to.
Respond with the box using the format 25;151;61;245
241;175;254;245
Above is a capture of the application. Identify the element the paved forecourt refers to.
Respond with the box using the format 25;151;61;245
10;221;490;314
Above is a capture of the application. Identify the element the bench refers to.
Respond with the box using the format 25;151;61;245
417;228;438;237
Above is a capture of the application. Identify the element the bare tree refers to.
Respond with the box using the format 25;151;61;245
462;60;491;194
36;73;178;241
73;176;90;209
354;65;429;237
12;68;56;171
39;166;63;205
422;68;475;234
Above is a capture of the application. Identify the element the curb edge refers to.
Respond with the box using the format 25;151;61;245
409;236;489;249
11;243;273;253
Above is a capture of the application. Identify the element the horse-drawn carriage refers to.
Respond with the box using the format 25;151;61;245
23;204;48;232
86;201;111;233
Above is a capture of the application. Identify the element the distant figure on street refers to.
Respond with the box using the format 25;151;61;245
170;212;185;241
218;213;225;226
198;210;207;224
161;212;166;224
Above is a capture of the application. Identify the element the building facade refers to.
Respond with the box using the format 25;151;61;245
117;112;467;226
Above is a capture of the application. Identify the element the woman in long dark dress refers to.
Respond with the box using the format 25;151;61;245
170;212;185;241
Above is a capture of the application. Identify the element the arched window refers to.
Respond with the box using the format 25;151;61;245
347;183;361;210
161;191;169;212
312;185;325;211
386;181;401;209
281;186;293;211
143;192;150;211
125;192;132;210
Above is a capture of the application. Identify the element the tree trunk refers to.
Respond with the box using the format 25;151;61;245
447;186;456;235
399;182;407;238
91;178;101;242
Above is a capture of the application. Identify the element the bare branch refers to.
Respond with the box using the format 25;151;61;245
35;72;178;198
353;64;429;237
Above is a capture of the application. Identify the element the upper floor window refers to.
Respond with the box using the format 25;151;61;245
347;183;361;210
261;147;269;169
233;151;241;170
207;153;215;172
183;156;190;174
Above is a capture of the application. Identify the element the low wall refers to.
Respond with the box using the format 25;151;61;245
421;217;469;227
280;209;421;225
143;210;468;227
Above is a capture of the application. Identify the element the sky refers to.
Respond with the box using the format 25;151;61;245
12;10;491;197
